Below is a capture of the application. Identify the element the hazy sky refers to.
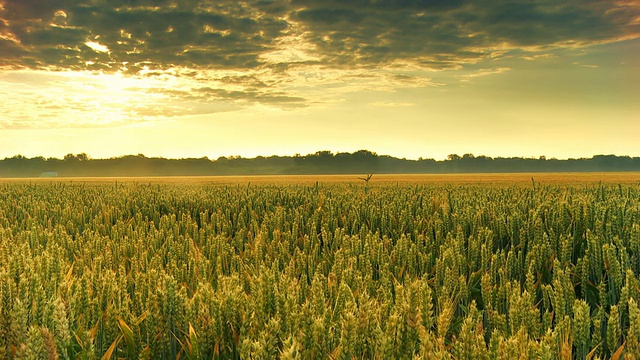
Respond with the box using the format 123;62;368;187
1;0;638;160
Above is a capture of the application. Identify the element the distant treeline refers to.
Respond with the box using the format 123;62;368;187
1;151;640;177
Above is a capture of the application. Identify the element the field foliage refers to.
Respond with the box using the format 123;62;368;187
0;179;639;359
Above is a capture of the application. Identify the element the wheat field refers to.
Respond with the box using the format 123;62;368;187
0;174;639;358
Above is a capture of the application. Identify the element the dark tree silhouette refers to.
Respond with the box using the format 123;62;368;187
1;152;640;177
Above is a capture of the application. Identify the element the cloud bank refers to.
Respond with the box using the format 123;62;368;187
2;0;637;71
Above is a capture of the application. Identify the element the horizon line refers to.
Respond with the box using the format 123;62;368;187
3;151;640;162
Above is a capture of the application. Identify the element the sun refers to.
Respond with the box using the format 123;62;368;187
48;70;170;126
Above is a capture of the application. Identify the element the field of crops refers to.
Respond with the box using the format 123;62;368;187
1;175;639;359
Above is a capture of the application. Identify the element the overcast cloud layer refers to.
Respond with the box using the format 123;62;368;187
2;0;639;71
0;0;639;129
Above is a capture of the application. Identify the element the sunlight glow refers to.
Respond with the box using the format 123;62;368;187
0;70;171;128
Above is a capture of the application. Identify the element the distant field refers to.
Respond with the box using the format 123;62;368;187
2;172;639;184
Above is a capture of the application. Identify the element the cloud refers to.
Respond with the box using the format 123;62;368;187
463;67;511;79
289;0;639;70
0;0;637;113
195;86;306;105
0;0;290;72
2;0;636;73
368;101;413;107
85;41;109;53
572;62;599;69
0;67;309;129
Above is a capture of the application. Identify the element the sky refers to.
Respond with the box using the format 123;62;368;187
0;0;639;160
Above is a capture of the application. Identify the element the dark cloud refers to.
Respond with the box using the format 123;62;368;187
193;86;307;107
2;0;637;73
288;0;639;69
291;0;465;11
0;0;289;72
470;1;637;46
296;8;365;25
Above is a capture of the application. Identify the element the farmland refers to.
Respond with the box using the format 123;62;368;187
1;174;639;358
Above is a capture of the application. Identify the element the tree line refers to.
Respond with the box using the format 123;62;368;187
1;151;639;177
